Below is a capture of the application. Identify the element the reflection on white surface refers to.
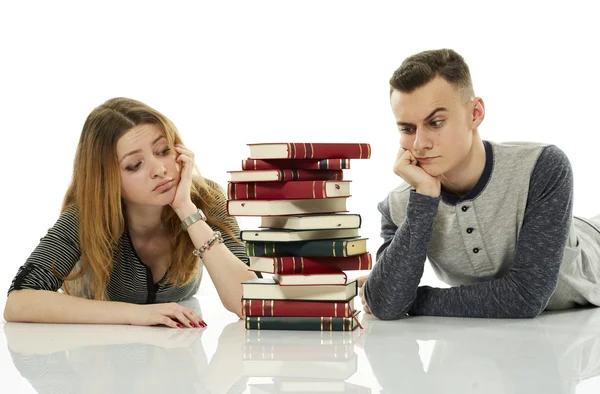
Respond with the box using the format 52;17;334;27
2;295;600;394
359;307;600;394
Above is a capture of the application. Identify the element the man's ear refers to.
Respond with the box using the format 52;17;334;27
472;97;485;129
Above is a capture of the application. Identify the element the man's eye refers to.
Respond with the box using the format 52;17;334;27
431;120;444;127
400;128;415;134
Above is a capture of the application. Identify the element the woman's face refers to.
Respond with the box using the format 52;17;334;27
116;123;180;208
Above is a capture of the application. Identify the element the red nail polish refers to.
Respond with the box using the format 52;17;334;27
190;322;196;327
176;324;182;328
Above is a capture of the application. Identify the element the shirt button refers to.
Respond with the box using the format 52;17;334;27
466;228;474;234
473;248;480;254
461;206;469;212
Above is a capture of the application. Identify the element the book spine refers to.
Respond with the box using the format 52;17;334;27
246;239;355;257
245;315;356;331
242;299;353;317
277;169;343;182
287;143;371;159
227;180;345;200
270;254;372;274
242;158;351;170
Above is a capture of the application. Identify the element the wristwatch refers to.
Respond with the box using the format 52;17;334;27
181;209;207;231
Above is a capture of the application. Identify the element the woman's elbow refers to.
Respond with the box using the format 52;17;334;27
3;291;22;322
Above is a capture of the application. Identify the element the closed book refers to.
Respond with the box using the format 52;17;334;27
242;278;358;301
228;180;351;200
242;158;351;170
246;238;368;257
242;299;356;318
274;272;347;286
249;254;373;274
250;380;372;394
227;198;348;217
228;169;343;183
247;142;371;160
260;214;361;230
245;311;360;331
241;228;359;242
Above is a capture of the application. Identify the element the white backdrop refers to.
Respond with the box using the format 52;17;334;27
1;1;599;392
1;0;599;299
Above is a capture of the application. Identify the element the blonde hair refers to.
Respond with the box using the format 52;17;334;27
60;97;238;300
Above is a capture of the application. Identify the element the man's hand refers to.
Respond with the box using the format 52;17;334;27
357;275;371;314
393;147;441;198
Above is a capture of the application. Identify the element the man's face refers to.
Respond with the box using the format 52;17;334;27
390;76;483;177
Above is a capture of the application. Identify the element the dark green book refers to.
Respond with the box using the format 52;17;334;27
245;238;368;257
245;311;360;331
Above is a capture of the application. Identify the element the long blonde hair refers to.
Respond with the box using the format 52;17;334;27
60;97;237;300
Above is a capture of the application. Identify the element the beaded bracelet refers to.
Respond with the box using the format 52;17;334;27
193;231;224;258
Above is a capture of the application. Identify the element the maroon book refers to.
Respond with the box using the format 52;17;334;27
242;298;355;317
227;180;351;200
247;142;371;160
242;158;351;170
249;254;372;274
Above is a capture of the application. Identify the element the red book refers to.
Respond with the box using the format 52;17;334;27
227;180;351;200
248;143;371;160
228;169;343;183
248;254;372;274
242;158;351;170
242;298;355;317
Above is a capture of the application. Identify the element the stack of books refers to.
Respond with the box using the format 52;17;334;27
226;142;372;331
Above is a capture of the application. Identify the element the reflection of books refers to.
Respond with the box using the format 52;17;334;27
243;342;354;361
250;380;372;393
244;328;359;345
242;352;358;380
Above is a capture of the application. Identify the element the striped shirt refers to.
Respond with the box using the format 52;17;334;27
7;184;255;304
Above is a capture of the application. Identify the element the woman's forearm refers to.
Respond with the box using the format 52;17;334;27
4;289;135;324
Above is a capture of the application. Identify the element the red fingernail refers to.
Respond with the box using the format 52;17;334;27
190;322;196;328
177;324;182;328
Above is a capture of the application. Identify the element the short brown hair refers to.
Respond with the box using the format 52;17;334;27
389;49;474;99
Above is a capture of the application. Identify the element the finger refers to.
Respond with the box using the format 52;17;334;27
174;145;195;160
357;275;368;287
159;316;182;329
175;312;194;328
184;309;207;328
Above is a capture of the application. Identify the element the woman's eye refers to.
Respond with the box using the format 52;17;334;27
126;162;142;172
161;148;171;156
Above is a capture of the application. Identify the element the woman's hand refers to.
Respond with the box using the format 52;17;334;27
394;147;441;198
170;144;196;213
129;302;207;329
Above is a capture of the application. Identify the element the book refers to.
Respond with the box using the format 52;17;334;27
242;158;351;171
227;180;351;200
260;214;361;230
227;198;348;217
245;311;361;331
242;278;358;301
228;169;343;183
247;142;371;160
246;238;368;257
242;298;356;317
241;228;359;242
248;254;373;274
273;272;347;286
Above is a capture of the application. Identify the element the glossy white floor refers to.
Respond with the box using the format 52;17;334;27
2;276;599;394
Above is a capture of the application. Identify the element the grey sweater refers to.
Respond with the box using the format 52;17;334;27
364;141;600;319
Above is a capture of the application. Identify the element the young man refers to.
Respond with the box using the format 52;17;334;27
361;49;600;319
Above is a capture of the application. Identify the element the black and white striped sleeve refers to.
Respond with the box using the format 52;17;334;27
7;205;82;295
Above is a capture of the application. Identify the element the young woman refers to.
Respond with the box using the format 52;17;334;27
3;97;258;328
